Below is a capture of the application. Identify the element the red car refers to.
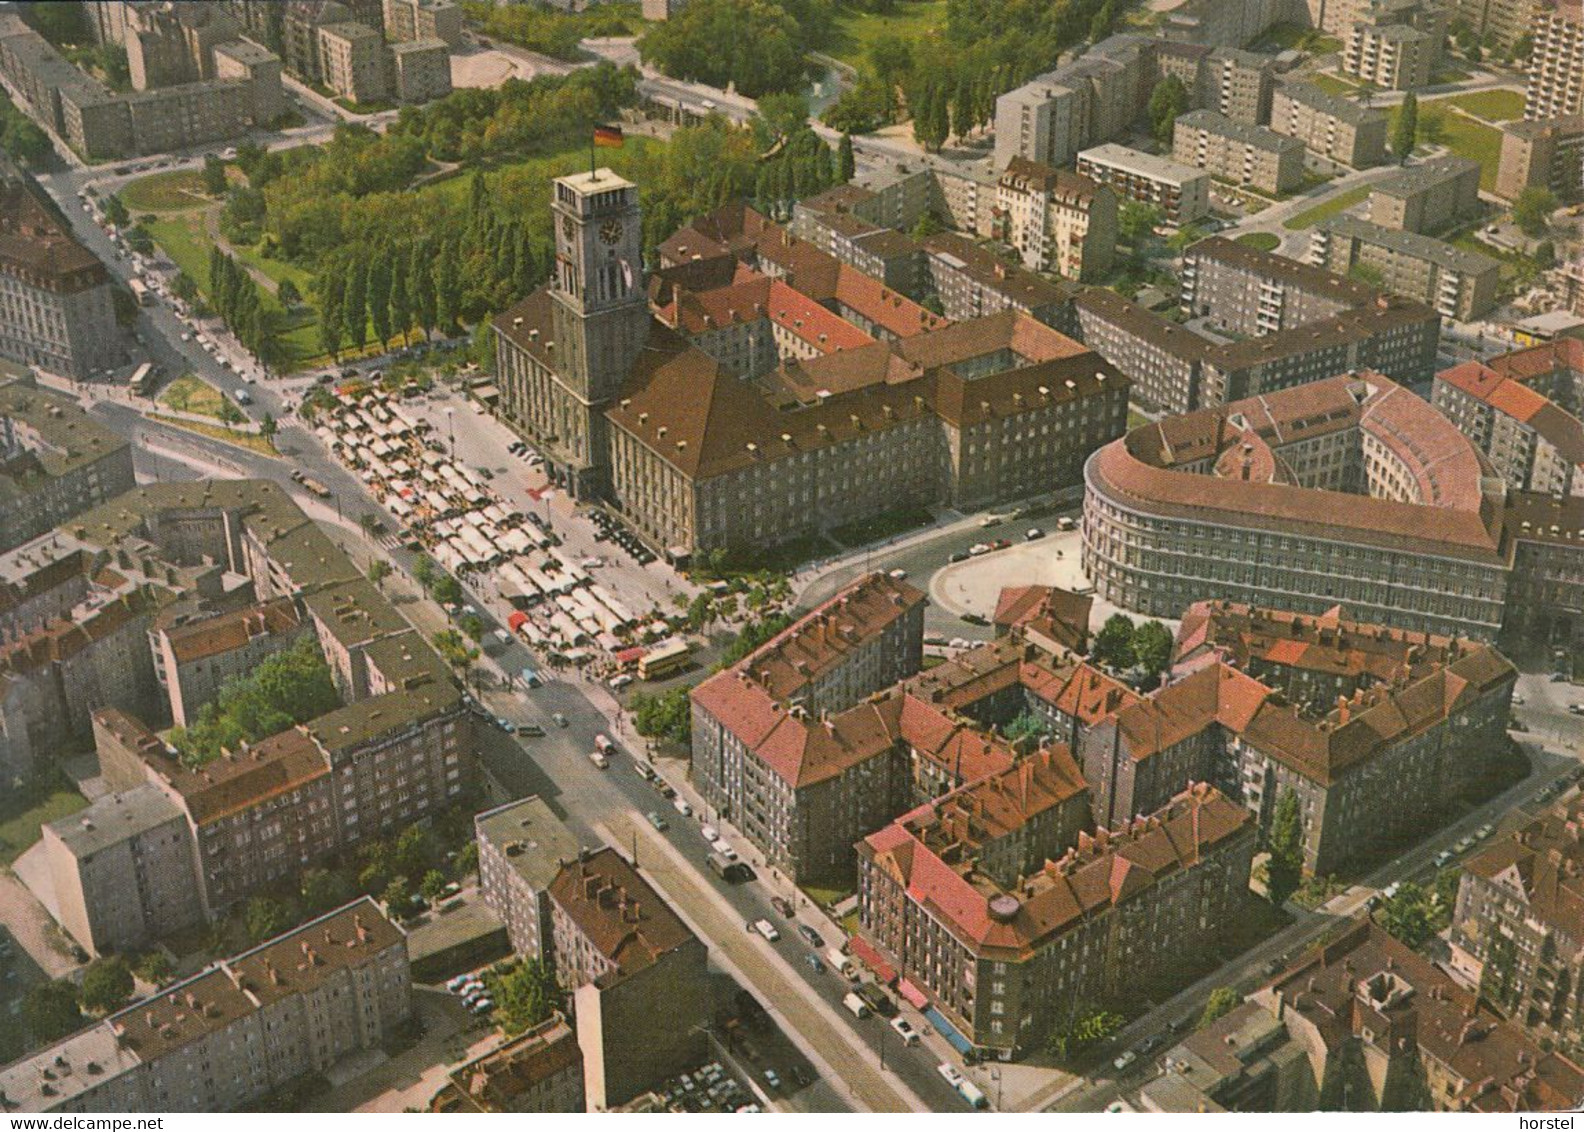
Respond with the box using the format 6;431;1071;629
770;896;794;918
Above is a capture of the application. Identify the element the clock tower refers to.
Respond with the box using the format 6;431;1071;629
548;169;650;404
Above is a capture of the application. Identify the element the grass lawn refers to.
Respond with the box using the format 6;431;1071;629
146;212;213;288
0;781;86;866
1439;112;1505;189
147;412;280;456
1236;231;1282;251
1282;184;1372;230
159;373;229;419
1448;88;1525;121
120;169;215;212
1308;73;1359;95
1255;22;1342;53
825;0;947;68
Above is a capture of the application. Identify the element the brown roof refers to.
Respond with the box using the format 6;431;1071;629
1464;793;1584;949
548;847;696;984
1438;354;1584;467
993;584;1092;652
160;597;301;665
1268;920;1584;1112
1092;373;1507;562
921;231;1078;312
0;177;107;291
1000;156;1105;205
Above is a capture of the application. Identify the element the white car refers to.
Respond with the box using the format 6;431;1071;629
700;825;720;843
752;919;780;942
968;543;991;556
717;844;739;862
937;1063;965;1088
1113;1050;1137;1073
673;798;693;818
888;568;907;580
890;1018;920;1046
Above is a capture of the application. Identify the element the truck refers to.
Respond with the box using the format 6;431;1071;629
299;476;331;499
826;948;858;979
127;278;151;306
594;734;615;756
842;992;870;1019
128;361;160;397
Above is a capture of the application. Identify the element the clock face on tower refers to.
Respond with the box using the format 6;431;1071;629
599;219;624;246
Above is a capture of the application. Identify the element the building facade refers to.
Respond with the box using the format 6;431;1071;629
1075;144;1211;225
1497;115;1584;202
1171;110;1306;195
1527;0;1584;120
1310;216;1501;320
993;158;1118;280
1369;156;1483;233
476;795;583;963
1270;81;1389;168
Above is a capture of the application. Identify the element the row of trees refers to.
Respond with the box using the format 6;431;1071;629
469;0;639;61
1090;613;1175;676
206;246;281;369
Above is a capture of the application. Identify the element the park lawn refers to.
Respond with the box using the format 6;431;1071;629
1237;231;1282;251
1256;22;1342;53
1282;184;1372;230
120;168;214;212
1308;73;1359;95
825;0;948;69
0;784;86;866
159;372;229;419
147;412;280;456
147;211;213;289
1448;88;1525;121
1440;112;1504;189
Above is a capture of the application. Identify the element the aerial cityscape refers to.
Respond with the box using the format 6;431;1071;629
0;0;1580;1117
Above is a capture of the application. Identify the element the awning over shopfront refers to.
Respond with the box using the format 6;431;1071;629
924;1006;974;1057
847;936;897;985
898;979;929;1010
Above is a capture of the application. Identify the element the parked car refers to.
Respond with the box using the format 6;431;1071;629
646;811;669;831
1112;1050;1137;1073
1025;528;1045;541
588;750;610;769
805;953;826;974
796;924;824;949
752;919;780;943
701;825;720;843
770;896;794;918
763;1069;781;1090
890;1018;920;1046
1434;849;1453;868
673;798;694;818
553;713;568;727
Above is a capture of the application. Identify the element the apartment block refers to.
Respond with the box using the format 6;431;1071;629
1434;338;1584;495
1498;115;1584;201
150;597;307;728
0;899;411;1113
993;157;1118;280
1076;144;1210;225
1344;20;1436;88
859;783;1254;1057
551;848;709;1110
1171;110;1305;195
317;21;388;103
1448;0;1545;52
390;38;451;104
476;796;583;963
1526;0;1584;120
431;1018;584;1113
382;0;462;46
992;35;1158;171
39;784;203;957
1080;603;1516;875
1310;216;1501;320
1270;81;1390;168
921;232;1080;332
1369;156;1483;232
1202;47;1278;125
1075;288;1210;414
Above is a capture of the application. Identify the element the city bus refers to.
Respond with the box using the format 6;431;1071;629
129;362;159;396
127;278;151;306
637;639;692;681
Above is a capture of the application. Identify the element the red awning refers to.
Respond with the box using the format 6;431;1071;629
507;611;529;631
848;936;897;986
614;646;647;666
898;979;929;1010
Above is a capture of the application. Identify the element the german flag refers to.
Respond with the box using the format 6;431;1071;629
594;124;624;148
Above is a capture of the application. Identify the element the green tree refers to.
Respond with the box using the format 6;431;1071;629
1375;881;1435;948
102;193;129;228
367;250;392;348
343;256;368;353
389;248;411;345
758;90;810;138
632;687;692;745
1131;620;1174;674
1267;789;1304;906
1511;33;1533;60
1535;239;1557;269
368;558;392;588
432;573;463;606
1514;186;1558;236
412;554;435;589
837;131;855;183
1199;987;1241;1029
383;875;413;916
134;950;174;987
1092;613;1136;669
218;399;245;429
259;412;277;441
317;257;345;361
202;154;229;197
1149;75;1189;145
420;869;448;906
1046;1005;1124;1061
491;959;561;1035
245;896;288;943
1119;200;1162;246
1392;91;1417;161
435;240;462;334
276;278;301;308
1003;709;1050;743
25;981;85;1043
171;271;199;303
80;956;134;1014
411;241;438;341
637;0;812;98
301;867;353;914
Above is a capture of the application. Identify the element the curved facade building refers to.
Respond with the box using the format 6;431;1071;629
1082;373;1512;639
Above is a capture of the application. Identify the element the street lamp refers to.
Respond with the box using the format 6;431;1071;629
446;407;456;456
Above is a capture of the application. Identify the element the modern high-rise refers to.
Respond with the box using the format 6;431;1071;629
1527;0;1584;120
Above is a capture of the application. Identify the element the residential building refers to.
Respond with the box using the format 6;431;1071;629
920;232;1080;332
389;38;450;103
1144;920;1584;1111
0;899;411;1113
150;597;308;727
992;35;1159;171
493;175;1128;559
1343;21;1436;89
550;847;709;1110
1310;216;1501;320
1527;0;1584;120
1369;156;1483;232
1497;115;1584;201
39;784;203;957
1449;0;1544;52
1171;110;1306;195
1082;373;1514;640
858;783;1254;1058
991;585;1093;654
993;157;1118;280
1075;144;1211;225
1082;603;1516;874
0;168;120;380
1449;793;1584;1050
476;796;583;963
1200;47;1278;126
1434;338;1584;495
430;1018;584;1113
317;21;388;103
1269;82;1389;168
382;0;462;46
1155;0;1290;45
1077;243;1442;413
641;0;687;17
